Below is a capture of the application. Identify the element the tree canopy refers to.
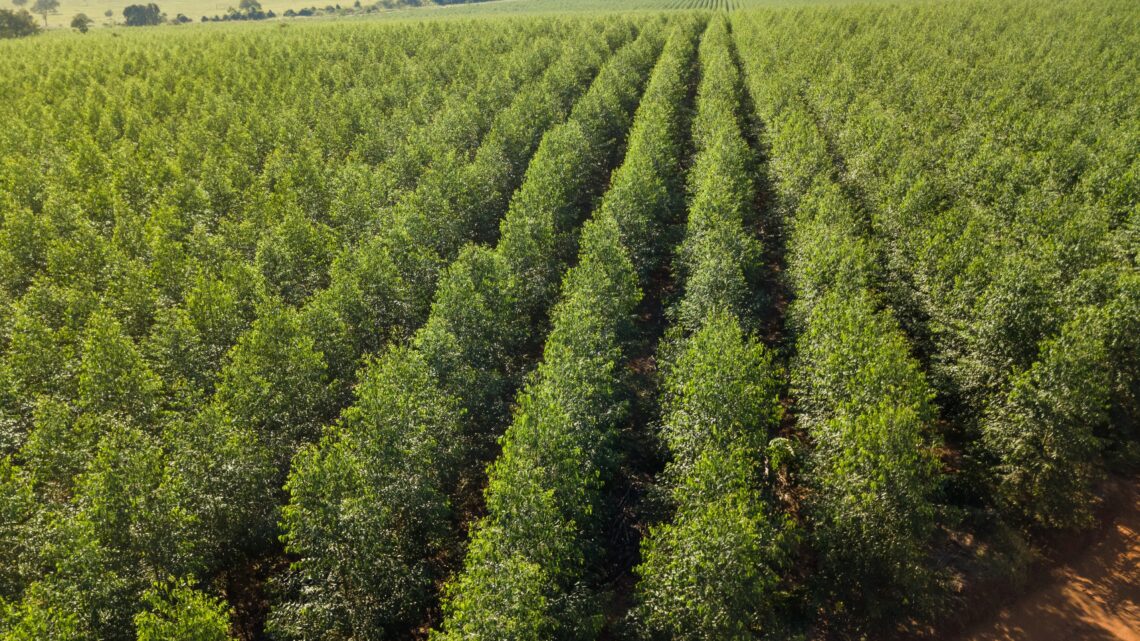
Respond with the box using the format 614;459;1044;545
0;7;37;36
122;3;162;26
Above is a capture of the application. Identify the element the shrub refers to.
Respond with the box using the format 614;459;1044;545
0;8;38;38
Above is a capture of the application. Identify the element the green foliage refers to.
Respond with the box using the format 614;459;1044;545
733;0;1140;554
70;13;93;32
0;8;35;39
15;427;167;640
272;347;461;640
638;453;787;641
636;314;790;641
596;19;698;283
135;578;234;641
301;21;617;384
415;245;522;430
794;293;932;426
673;18;762;332
633;23;792;638
215;304;329;466
0;205;51;294
254;212;335;307
984;310;1107;529
0;458;35;599
794;291;941;620
144;267;264;406
77;309;161;421
259;21;651;641
435;26;709;638
1;582;80;640
0;14;650;641
658;313;782;481
0;2;1135;639
435;214;640;641
155;407;276;574
984;271;1140;529
735;13;947;623
497;25;664;322
122;3;161;26
784;181;880;325
6;282;94;404
29;0;54;21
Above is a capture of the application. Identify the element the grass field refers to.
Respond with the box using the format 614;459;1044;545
354;0;881;19
18;0;326;27
25;0;872;29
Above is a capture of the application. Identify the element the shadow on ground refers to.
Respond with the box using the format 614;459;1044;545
959;479;1140;641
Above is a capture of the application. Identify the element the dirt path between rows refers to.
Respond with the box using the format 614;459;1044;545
956;479;1140;641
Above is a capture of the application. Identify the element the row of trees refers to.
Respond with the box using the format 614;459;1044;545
279;21;665;638
2;0;399;32
271;21;641;640
290;20;626;387
2;0;162;32
433;212;641;640
735;11;945;624
634;17;791;641
150;21;596;641
729;0;1139;629
434;18;700;640
0;2;1136;637
753;0;1139;532
0;17;612;639
7;0;55;28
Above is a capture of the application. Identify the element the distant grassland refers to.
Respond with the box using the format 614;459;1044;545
359;0;883;19
28;0;870;29
28;0;343;27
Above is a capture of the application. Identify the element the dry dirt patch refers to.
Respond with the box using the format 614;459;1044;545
959;480;1140;641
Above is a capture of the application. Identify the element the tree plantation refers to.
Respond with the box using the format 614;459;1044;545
0;0;1137;639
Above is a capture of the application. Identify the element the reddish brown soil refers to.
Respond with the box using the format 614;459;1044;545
957;480;1140;641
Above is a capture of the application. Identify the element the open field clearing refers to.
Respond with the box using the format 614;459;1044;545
11;0;326;28
19;0;878;29
958;478;1140;641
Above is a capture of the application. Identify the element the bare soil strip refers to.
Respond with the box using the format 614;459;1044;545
958;479;1140;641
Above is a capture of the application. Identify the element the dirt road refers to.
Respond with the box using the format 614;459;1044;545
958;481;1140;641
